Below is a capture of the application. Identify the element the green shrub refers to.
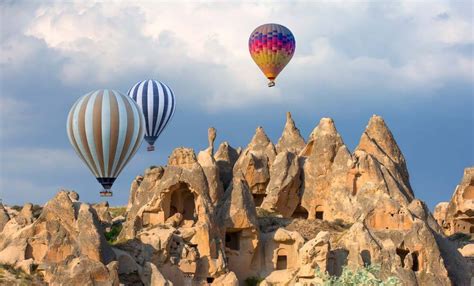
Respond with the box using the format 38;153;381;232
244;276;263;286
105;224;123;243
315;264;400;286
0;264;44;284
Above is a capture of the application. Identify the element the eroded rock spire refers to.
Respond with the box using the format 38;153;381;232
276;112;305;154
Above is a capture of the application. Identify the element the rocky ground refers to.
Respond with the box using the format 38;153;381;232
0;113;472;285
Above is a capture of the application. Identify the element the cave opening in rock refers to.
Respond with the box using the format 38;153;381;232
252;194;266;207
470;226;474;233
225;230;241;251
292;205;309;219
25;243;33;260
315;205;325;220
411;252;419;272
276;255;287;270
360;249;371;266
352;173;361;196
166;183;196;222
206;277;214;283
275;248;289;270
396;248;409;268
329;248;349;276
315;211;324;220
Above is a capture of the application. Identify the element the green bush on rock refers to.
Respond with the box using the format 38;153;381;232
315;264;400;286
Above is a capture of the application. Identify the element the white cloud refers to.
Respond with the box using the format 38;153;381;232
10;1;470;111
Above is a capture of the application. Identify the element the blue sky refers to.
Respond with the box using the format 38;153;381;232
0;1;472;209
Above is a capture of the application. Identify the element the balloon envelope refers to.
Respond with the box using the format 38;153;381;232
249;23;296;87
127;80;176;151
67;89;145;192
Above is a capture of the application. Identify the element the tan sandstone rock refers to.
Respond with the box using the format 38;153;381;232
0;191;115;266
434;202;449;229
233;127;277;206
197;129;224;206
260;269;298;286
141;262;173;286
214;141;240;190
276;112;305;154
217;177;259;282
443;167;474;235
260;151;302;217
300;118;345;220
43;255;119;286
1;113;470;286
14;203;35;226
211;271;239;286
208;127;217;155
119;147;225;284
298;231;330;274
92;201;113;226
0;203;10;233
355;115;414;200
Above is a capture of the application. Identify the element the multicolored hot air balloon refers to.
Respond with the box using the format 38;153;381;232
67;89;145;196
249;23;296;87
127;80;176;151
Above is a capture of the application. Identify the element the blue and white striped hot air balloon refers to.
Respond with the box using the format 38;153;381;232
127;80;176;151
67;89;145;196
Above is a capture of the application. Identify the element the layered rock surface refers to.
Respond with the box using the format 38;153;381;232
435;167;474;235
434;167;474;279
0;191;118;285
0;113;471;285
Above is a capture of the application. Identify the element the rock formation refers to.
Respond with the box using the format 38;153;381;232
434;202;449;229
436;167;474;235
208;127;217;155
300;117;346;220
0;113;471;285
117;147;225;285
0;191;118;285
434;168;474;280
0;204;10;233
275;112;305;154
198;127;224;205
233;126;276;207
214;142;240;190
260;151;302;217
217;177;259;281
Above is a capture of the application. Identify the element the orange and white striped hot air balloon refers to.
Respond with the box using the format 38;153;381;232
67;89;145;196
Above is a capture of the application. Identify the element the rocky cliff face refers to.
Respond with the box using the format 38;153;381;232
0;113;471;286
435;168;474;236
434;167;474;278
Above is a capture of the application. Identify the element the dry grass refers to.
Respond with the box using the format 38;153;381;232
0;264;45;286
109;206;127;218
285;218;352;241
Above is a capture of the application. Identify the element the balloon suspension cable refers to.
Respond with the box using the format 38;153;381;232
147;145;155;152
100;189;113;197
268;80;275;87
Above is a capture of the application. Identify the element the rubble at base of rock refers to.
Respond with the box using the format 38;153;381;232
0;113;472;286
